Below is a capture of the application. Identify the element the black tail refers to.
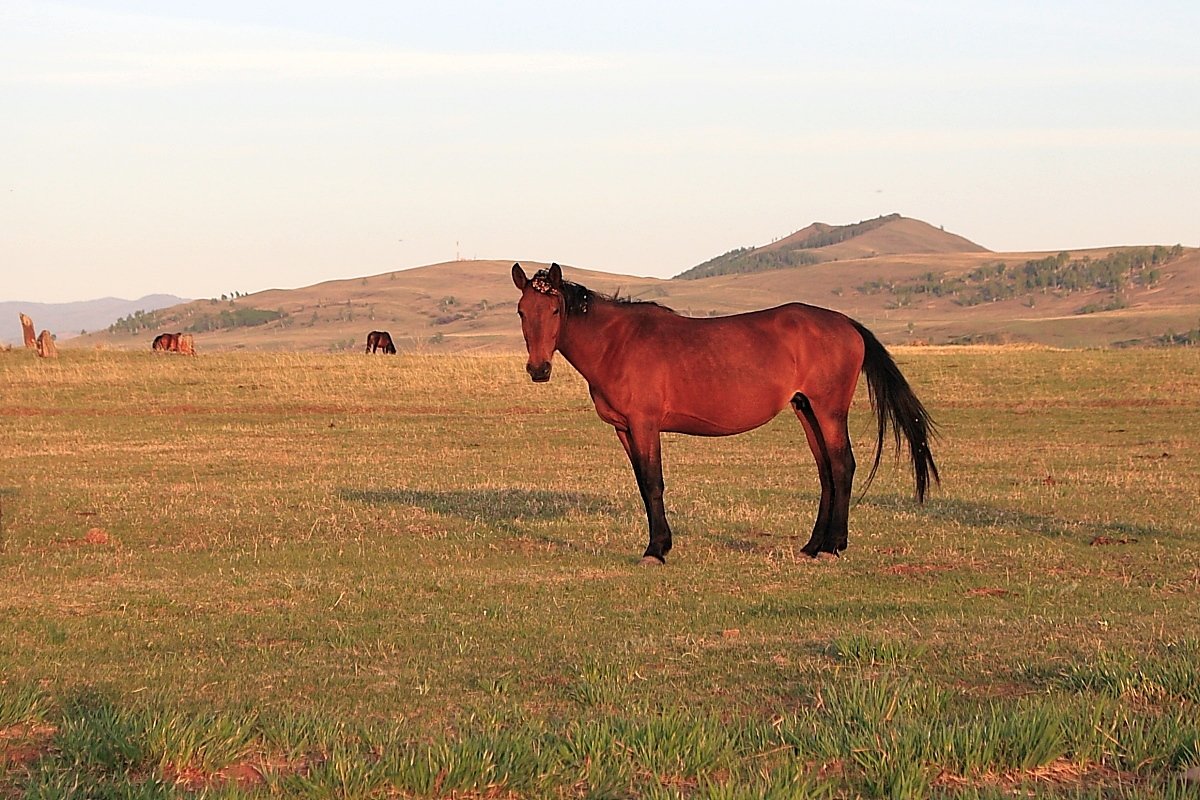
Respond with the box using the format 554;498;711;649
852;322;939;501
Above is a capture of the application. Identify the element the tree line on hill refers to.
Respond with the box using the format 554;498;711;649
185;307;285;332
856;245;1184;311
674;214;901;280
108;304;287;336
785;213;902;251
676;247;823;281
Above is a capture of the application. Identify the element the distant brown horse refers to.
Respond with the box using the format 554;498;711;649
513;263;938;564
152;333;180;352
365;330;396;354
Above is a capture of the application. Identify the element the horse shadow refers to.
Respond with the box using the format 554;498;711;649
338;487;621;529
715;493;1180;554
861;494;1179;544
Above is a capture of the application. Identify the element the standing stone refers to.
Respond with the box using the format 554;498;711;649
19;314;36;348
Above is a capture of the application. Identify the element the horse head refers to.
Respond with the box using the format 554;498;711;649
512;262;565;382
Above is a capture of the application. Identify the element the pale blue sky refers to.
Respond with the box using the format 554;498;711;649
3;0;1197;302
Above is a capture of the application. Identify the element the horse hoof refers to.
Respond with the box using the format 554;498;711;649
639;555;665;566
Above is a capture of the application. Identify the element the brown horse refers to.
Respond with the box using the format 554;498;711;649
152;332;180;352
513;263;938;564
366;330;396;354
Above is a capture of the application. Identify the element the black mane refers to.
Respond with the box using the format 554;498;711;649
531;269;675;318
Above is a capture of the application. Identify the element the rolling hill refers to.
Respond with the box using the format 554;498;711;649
674;214;989;280
67;217;1199;353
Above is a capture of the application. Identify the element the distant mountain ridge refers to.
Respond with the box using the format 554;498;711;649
1;294;189;346
675;214;988;280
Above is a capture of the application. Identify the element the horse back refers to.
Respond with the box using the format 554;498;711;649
628;302;860;368
592;303;865;435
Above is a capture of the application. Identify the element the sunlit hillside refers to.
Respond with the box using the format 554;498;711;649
74;218;1200;353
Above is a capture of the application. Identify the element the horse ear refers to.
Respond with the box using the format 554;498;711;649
512;263;527;290
548;262;563;289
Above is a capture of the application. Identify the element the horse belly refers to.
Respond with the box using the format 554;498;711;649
661;373;794;436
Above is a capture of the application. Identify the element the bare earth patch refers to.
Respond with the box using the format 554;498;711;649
965;587;1013;597
1090;535;1138;546
934;757;1138;793
0;724;56;770
163;760;268;792
51;527;115;547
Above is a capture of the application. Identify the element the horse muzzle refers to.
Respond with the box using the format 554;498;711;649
526;362;552;383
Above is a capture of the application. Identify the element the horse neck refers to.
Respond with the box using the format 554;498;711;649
557;301;620;382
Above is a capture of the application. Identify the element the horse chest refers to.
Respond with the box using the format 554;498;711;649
588;385;633;430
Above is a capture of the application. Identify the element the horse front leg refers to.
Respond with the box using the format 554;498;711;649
615;427;673;564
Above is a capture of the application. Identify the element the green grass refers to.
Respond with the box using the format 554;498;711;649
1;345;1199;797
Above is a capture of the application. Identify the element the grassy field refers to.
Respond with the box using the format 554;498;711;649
1;345;1198;798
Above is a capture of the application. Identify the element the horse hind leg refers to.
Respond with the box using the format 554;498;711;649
826;418;856;552
792;393;834;556
793;393;857;555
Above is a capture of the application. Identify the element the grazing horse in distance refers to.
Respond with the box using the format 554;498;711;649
151;332;195;354
365;330;396;354
512;262;939;564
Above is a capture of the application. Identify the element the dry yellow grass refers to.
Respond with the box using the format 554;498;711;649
2;346;1199;797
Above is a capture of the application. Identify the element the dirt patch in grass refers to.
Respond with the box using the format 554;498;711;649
1090;535;1138;546
0;724;56;769
51;527;114;547
965;587;1013;597
935;757;1139;793
163;760;270;792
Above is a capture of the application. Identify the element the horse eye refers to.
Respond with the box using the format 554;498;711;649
552;308;560;316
